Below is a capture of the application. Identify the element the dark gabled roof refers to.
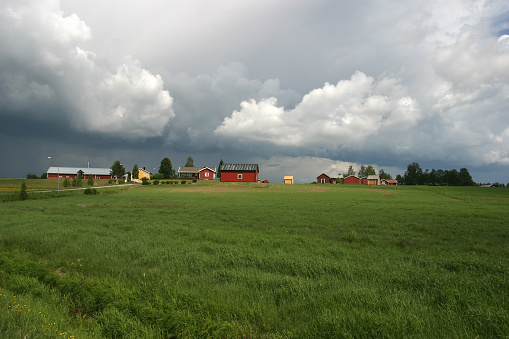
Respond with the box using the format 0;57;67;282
317;173;330;178
221;164;259;172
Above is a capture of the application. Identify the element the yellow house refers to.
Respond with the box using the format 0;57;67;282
283;176;294;184
133;168;150;182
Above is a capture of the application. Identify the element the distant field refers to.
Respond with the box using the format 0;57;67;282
0;181;508;338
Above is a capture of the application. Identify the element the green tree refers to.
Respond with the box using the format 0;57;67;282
459;168;474;186
217;159;224;178
358;165;367;178
19;180;28;201
111;160;126;178
345;165;356;177
63;178;70;189
395;174;403;184
159;157;175;179
404;162;422;185
365;165;376;176
26;173;39;179
132;164;139;179
76;171;83;187
72;177;77;187
185;156;194;167
40;172;47;179
378;169;392;180
87;175;94;186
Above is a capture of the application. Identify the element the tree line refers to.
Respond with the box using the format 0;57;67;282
398;162;474;186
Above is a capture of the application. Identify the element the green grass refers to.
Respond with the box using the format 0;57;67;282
0;182;508;338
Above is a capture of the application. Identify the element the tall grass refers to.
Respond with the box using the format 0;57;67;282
0;183;508;337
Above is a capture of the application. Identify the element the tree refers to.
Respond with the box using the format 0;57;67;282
459;168;473;186
76;171;83;187
395;174;403;184
63;178;70;189
345;165;356;177
185;156;194;167
159;157;175;179
110;160;125;178
358;165;367;178
87;175;94;186
404;162;422;185
217;159;224;179
72;177;77;187
132;164;139;179
19;180;28;201
26;173;38;179
40;172;47;179
365;165;376;176
378;169;392;180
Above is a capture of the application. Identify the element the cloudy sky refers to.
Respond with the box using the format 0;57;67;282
1;0;508;183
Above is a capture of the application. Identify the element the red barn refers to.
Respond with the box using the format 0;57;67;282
317;173;336;184
343;175;361;184
220;164;259;183
46;167;113;179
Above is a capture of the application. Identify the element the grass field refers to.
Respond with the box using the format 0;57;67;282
0;181;508;338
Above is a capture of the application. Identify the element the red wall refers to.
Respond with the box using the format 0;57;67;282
221;171;258;182
317;174;330;183
344;176;361;184
199;169;215;179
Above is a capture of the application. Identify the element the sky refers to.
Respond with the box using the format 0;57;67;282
1;0;508;184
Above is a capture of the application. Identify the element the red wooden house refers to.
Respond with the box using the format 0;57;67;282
343;175;361;184
317;173;336;184
198;167;216;180
220;164;259;182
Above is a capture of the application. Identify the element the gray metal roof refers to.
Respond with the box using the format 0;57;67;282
367;175;380;180
220;164;259;171
46;167;112;176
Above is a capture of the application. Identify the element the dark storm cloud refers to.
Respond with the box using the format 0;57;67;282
1;0;509;184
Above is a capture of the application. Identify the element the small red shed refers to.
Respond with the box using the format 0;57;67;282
220;164;259;183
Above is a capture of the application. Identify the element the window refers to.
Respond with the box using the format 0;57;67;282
205;172;209;177
237;174;243;179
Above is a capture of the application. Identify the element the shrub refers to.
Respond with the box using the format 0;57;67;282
181;180;186;185
19;180;28;201
153;180;160;185
26;173;39;179
84;188;98;195
142;179;151;185
108;179;114;185
152;173;164;180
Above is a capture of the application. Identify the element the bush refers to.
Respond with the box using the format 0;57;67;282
84;188;98;195
26;173;39;179
19;181;28;201
142;179;151;185
108;179;114;185
153;180;159;185
152;173;164;180
181;180;186;185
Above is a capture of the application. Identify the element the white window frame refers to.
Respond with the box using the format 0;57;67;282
238;174;243;179
204;172;209;177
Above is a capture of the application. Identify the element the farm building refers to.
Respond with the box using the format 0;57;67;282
343;175;361;184
220;164;259;183
136;168;151;181
381;179;398;185
367;175;380;185
284;176;294;184
46;167;113;180
178;166;217;180
317;173;336;184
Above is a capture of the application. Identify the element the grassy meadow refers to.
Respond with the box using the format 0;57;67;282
0;181;508;338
